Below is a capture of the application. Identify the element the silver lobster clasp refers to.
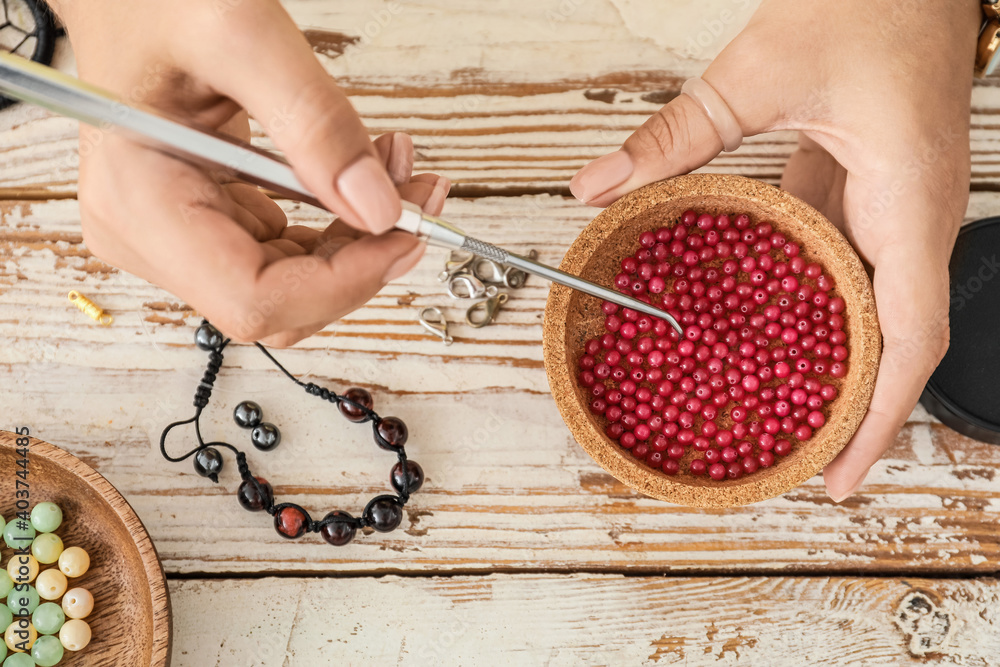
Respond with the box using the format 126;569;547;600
418;306;453;344
448;273;498;300
471;257;507;285
500;249;537;289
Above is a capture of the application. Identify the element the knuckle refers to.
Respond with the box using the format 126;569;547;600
629;107;683;163
275;81;360;155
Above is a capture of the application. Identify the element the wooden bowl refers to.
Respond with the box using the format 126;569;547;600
543;174;880;506
0;431;170;665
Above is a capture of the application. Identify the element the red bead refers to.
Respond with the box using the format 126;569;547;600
275;506;309;539
807;411;826;429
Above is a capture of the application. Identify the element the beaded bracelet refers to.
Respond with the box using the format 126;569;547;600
158;321;423;546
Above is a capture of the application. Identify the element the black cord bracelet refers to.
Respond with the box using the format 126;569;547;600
159;320;423;546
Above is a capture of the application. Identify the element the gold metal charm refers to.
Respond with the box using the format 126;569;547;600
67;290;113;325
465;292;508;328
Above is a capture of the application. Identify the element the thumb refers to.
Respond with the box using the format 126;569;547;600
570;93;726;207
192;1;399;234
570;32;787;207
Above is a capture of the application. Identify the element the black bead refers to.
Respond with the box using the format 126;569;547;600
251;423;281;451
193;447;224;479
237;476;273;511
320;511;357;546
339;388;373;422
391;460;423;494
363;495;403;533
194;322;223;351
233;401;263;429
375;417;408;450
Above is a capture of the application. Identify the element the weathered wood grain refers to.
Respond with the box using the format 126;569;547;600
2;0;1000;194
1;195;997;576
167;574;1000;666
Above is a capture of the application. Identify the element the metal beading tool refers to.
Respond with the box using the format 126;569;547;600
0;53;683;334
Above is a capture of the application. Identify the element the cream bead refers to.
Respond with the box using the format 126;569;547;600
4;620;36;652
57;547;89;578
61;588;93;620
34;570;67;601
6;555;37;585
58;619;91;652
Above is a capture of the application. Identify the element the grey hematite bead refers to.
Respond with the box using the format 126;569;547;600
233;401;263;429
194;322;223;351
193;447;223;478
251;423;281;451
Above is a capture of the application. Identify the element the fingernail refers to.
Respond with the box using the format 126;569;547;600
336;154;401;234
424;176;451;214
387;133;413;185
570;150;634;204
829;470;869;503
382;243;425;283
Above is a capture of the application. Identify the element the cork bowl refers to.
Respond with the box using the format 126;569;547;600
543;174;880;507
0;431;171;665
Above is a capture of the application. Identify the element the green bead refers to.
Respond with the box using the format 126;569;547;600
2;521;34;551
0;514;5;535
30;504;61;534
0;608;11;634
31;634;63;666
6;585;39;616
2;653;32;667
0;573;12;600
31;603;63;636
30;534;63;566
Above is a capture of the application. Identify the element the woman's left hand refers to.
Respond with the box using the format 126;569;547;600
569;0;980;501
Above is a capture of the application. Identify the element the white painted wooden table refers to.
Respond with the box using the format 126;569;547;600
1;1;998;665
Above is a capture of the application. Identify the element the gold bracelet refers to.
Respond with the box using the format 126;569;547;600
976;1;1000;77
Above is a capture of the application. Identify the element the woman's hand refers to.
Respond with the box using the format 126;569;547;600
570;0;979;501
48;0;449;347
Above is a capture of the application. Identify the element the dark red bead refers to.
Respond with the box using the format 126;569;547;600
275;506;308;539
320;511;357;546
237;476;273;512
363;495;404;532
376;417;409;450
391;460;424;494
339;387;373;422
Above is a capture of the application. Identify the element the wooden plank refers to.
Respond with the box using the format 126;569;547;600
167;574;1000;665
2;0;1000;194
1;194;998;575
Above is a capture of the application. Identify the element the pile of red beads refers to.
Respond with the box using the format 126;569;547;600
577;210;848;482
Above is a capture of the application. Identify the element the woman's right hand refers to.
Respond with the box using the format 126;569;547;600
48;0;450;347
